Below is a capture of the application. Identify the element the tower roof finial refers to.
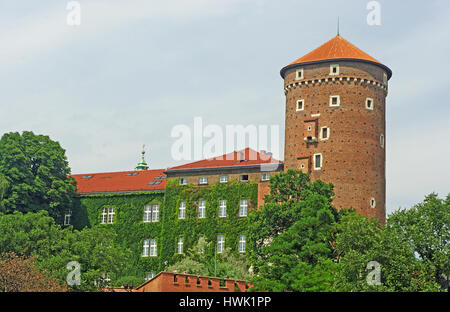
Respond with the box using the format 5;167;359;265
135;144;149;171
337;16;340;36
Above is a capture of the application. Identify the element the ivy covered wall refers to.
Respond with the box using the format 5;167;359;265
72;179;258;281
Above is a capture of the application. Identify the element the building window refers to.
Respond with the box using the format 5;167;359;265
219;175;228;183
330;95;340;107
144;204;159;222
150;239;157;257
383;73;388;84
64;210;72;226
178;202;186;219
370;198;376;208
217;235;225;254
198;200;206;218
314;154;322;170
145;272;155;281
101;207;115;224
295;68;304;80
366;98;374;110
320;127;330;141
330;64;339;75
240;174;249;182
296;100;304;111
219;200;227;218
239;199;248;217
238;235;246;253
307;126;312;132
142;239;150;257
179;177;188;185
177;237;184;254
199;177;208;185
261;173;270;181
380;134;385;149
143;205;151;222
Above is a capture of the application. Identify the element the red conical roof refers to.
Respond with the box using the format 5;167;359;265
281;35;391;78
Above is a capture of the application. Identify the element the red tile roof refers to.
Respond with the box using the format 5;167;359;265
281;35;391;78
167;148;282;171
71;169;166;194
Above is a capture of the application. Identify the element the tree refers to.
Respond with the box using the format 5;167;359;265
248;170;341;291
168;237;253;281
0;252;66;292
386;194;449;291
333;209;443;292
0;131;77;222
0;211;134;291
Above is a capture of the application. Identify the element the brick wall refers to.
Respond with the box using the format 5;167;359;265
283;61;388;223
134;272;249;292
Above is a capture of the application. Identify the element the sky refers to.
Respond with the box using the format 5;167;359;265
0;0;449;215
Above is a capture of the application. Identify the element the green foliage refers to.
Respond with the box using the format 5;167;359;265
333;211;443;292
0;131;77;221
160;178;257;274
74;192;166;281
248;170;340;291
168;237;253;281
385;193;449;290
0;211;134;291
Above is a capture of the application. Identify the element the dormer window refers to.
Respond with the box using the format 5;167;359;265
330;64;339;75
295;68;304;80
366;98;374;110
330;95;340;107
296;100;304;111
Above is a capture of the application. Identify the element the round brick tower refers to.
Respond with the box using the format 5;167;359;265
280;35;392;223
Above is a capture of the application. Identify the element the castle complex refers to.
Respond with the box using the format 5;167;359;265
70;34;391;281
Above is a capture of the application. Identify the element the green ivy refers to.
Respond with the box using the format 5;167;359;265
72;179;258;281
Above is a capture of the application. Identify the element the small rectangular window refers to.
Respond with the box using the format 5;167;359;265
314;154;322;170
296;100;304;111
320;127;330;140
219;175;228;183
219;200;227;218
198;200;206;218
64;210;72;226
151;204;159;222
239;199;248;217
178;202;186;219
238;235;246;253
330;64;339;75
199;177;208;185
366;98;374;110
177;237;183;254
240;175;249;182
261;173;270;181
142;239;150;257
330;96;340;107
217;235;225;253
150;239;157;257
179;178;188;185
296;68;304;80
